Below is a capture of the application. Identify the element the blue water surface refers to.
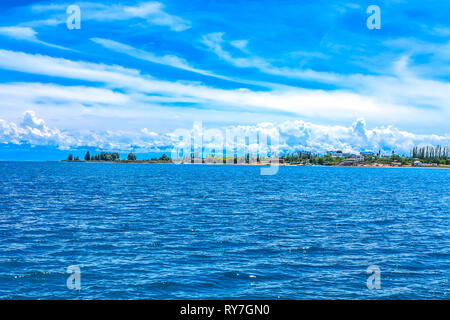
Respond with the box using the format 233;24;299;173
0;162;448;299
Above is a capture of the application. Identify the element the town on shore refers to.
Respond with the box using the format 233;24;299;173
62;146;450;168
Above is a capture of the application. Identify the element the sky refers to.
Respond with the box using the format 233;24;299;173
0;0;449;160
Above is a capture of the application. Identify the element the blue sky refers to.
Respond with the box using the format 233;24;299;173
0;0;449;159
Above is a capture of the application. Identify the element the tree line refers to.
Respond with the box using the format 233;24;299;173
411;146;449;160
67;151;130;161
65;145;450;165
66;152;171;162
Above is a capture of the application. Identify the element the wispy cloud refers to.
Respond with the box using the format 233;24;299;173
201;32;340;83
229;39;249;52
0;26;71;50
123;2;190;31
31;1;191;31
91;38;227;79
0;26;37;41
0;82;129;105
0;49;446;129
201;33;450;122
431;26;450;37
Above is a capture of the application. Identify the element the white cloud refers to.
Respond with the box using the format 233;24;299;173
1;112;448;155
200;34;450;124
230;39;249;52
0;49;447;131
0;111;73;147
124;2;190;31
0;111;168;151
0;82;129;105
141;128;158;137
0;26;71;50
273;119;450;154
178;119;450;155
31;1;191;31
432;27;450;37
201;32;340;83
0;26;38;41
91;38;227;79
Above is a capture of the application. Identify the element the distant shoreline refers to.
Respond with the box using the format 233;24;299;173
58;160;450;169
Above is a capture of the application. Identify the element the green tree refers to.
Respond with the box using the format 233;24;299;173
323;154;333;164
67;154;73;161
84;151;91;161
127;153;137;161
111;152;120;161
159;153;170;161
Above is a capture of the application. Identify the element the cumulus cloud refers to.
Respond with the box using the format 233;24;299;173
0;111;72;147
1;112;448;155
0;111;171;152
194;119;449;155
273;119;449;154
141;128;158;137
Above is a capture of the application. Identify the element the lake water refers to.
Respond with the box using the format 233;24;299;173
0;162;448;299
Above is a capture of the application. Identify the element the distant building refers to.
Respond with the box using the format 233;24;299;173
351;154;365;162
327;151;344;158
413;160;424;167
265;158;284;164
361;151;375;157
338;158;358;166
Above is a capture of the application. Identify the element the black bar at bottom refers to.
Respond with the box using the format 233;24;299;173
0;300;447;318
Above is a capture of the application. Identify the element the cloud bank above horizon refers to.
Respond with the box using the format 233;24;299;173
0;1;448;159
1;111;448;156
